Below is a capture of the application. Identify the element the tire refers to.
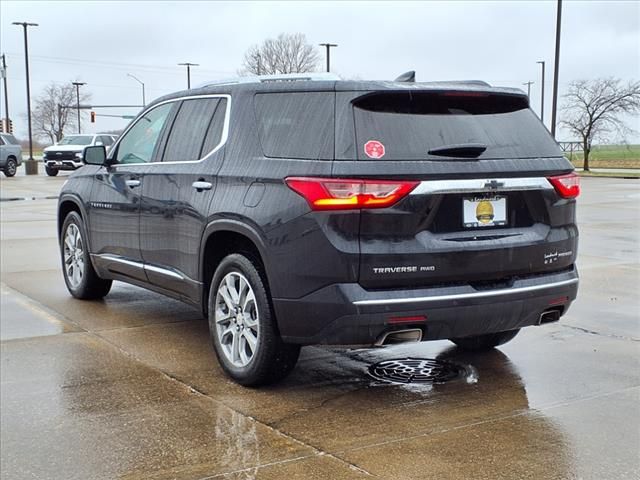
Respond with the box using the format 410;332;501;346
450;329;520;351
46;166;59;177
3;158;17;177
208;253;300;386
60;211;112;299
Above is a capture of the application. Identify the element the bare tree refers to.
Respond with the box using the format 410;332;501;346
32;82;91;144
241;33;320;76
560;78;640;171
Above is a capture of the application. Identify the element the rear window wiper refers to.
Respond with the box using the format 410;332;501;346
427;143;487;158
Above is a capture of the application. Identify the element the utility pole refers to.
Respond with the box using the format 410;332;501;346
12;21;38;174
551;0;563;138
71;81;86;134
256;53;262;76
523;81;534;99
1;54;9;133
537;60;546;124
178;62;199;89
319;43;338;72
127;73;146;106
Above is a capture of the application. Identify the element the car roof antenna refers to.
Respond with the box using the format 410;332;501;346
394;71;416;82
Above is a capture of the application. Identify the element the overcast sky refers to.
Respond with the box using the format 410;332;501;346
1;0;638;142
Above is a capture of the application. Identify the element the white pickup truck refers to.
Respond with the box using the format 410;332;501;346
43;134;117;176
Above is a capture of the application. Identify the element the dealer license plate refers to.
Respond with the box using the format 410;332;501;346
463;196;507;228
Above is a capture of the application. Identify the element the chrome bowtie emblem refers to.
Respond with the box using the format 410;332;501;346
484;180;504;190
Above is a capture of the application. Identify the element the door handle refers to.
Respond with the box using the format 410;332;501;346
125;179;141;188
192;181;213;191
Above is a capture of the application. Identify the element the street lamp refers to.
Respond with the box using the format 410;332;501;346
12;21;38;174
537;60;546;124
127;73;146;106
319;43;338;73
71;82;86;134
178;62;199;89
551;0;563;138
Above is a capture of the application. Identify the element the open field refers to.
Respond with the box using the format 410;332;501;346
569;144;640;169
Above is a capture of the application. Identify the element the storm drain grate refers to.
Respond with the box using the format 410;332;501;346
368;358;462;384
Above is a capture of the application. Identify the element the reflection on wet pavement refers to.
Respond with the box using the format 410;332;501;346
1;176;639;479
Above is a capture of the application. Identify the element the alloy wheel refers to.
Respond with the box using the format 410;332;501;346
214;272;260;367
63;223;85;288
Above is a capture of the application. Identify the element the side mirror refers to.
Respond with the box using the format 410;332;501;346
83;145;107;166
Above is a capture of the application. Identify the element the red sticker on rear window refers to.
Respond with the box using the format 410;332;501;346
364;140;385;159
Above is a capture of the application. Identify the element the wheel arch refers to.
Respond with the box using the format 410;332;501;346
58;195;89;245
199;219;271;316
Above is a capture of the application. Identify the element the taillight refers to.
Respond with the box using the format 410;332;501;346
285;177;419;211
548;172;580;199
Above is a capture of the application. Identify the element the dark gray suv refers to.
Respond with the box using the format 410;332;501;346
58;74;580;386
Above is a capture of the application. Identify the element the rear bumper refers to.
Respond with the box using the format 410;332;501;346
273;266;579;345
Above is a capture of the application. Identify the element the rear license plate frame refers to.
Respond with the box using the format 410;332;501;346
463;196;507;228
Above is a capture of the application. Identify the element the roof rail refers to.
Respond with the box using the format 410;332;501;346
197;72;341;88
425;80;492;87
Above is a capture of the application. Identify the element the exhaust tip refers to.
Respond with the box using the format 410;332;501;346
538;308;562;325
375;328;423;347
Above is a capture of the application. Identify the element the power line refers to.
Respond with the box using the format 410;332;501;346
3;52;234;75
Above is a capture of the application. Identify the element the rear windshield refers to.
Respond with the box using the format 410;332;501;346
353;92;561;160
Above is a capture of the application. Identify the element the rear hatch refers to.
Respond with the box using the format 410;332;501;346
332;88;578;289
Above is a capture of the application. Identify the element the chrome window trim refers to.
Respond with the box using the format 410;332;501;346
109;94;231;168
410;177;553;195
353;278;578;306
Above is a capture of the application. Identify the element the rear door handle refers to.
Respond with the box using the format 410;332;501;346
192;181;213;191
125;179;141;188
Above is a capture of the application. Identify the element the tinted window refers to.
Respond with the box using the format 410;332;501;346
254;92;334;160
99;135;114;146
59;135;93;146
162;98;221;162
353;92;561;160
116;103;173;164
1;134;19;145
200;99;227;157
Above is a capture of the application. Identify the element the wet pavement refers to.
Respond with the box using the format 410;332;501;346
1;173;639;479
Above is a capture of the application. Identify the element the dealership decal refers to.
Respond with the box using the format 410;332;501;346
544;250;572;265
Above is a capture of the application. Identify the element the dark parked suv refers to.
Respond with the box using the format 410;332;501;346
58;74;579;386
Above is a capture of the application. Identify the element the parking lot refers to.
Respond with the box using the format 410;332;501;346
1;172;638;479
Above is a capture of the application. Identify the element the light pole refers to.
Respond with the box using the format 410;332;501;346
127;73;146;107
319;43;338;72
71;82;86;134
537;60;546;124
1;54;9;134
178;62;199;89
551;0;563;138
12;21;38;174
523;81;534;99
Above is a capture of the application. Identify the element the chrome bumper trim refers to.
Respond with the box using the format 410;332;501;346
353;278;578;306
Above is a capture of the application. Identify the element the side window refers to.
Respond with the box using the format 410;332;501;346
116;103;173;164
254;92;334;160
162;98;221;162
100;135;113;146
200;99;227;157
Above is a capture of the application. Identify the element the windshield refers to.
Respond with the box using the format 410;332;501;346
353;92;561;160
58;135;93;146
